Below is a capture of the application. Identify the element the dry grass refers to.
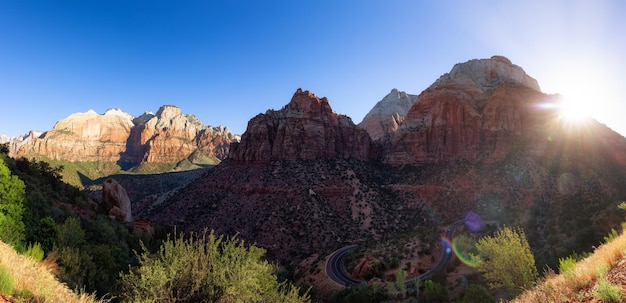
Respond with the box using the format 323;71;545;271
0;241;101;303
512;229;626;303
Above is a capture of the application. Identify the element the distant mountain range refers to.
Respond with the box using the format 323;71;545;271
2;105;239;180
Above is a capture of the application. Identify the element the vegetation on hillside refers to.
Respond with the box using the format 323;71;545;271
0;239;100;303
0;144;309;302
120;230;310;303
514;224;626;302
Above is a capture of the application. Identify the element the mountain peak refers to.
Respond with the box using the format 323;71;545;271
230;89;373;162
155;105;182;119
434;55;540;92
282;88;332;117
359;89;418;141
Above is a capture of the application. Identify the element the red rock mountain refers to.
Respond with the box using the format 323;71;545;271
230;89;374;162
147;56;626;274
9;105;238;168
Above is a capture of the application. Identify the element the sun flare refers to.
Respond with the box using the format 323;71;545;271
559;96;590;123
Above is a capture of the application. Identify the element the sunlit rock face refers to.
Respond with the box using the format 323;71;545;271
10;106;238;166
385;56;557;164
102;178;132;223
358;88;418;142
229;88;375;162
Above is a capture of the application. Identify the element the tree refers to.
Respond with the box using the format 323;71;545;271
0;159;26;248
119;229;310;303
472;226;538;297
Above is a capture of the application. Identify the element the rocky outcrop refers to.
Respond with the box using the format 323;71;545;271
358;88;418;142
351;255;382;280
10;106;239;168
102;178;132;222
229;89;374;162
385;56;555;164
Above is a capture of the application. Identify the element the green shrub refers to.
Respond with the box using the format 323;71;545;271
0;265;15;295
593;277;623;303
603;228;619;244
558;256;576;276
462;284;494;303
119;229;310;303
422;280;448;303
24;242;44;261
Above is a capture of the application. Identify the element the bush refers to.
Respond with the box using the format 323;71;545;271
558;256;576;275
24;242;44;261
119;229;310;303
593;277;623;303
462;284;494;303
0;265;14;295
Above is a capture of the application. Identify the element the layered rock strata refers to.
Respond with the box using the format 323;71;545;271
10;106;238;167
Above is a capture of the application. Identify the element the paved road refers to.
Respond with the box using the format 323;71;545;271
325;244;364;287
325;221;463;287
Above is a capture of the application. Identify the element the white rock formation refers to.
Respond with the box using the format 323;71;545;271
358;88;418;141
433;55;540;92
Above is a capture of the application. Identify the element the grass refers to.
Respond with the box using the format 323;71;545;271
0;240;101;302
512;227;626;302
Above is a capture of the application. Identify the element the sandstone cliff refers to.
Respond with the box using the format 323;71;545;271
10;106;239;168
229;89;374;162
385;56;555;164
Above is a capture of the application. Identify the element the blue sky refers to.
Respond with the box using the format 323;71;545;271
1;1;625;137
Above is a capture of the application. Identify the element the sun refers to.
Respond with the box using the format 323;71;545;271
559;94;590;123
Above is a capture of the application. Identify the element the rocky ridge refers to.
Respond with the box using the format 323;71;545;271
8;105;239;169
230;88;374;162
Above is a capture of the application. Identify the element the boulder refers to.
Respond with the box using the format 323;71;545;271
102;178;132;222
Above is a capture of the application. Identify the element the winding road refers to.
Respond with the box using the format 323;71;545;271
325;221;463;287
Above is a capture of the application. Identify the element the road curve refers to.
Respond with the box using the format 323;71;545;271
325;244;364;286
325;221;463;287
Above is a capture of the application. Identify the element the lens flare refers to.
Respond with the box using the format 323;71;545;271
441;237;479;268
464;211;485;233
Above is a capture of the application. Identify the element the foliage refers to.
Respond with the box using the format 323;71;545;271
29;216;59;253
395;269;407;299
24;242;44;261
119;229;310;303
472;226;538;297
462;284;494;303
329;283;388;303
604;228;620;244
421;279;448;303
54;216;135;296
0;264;14;295
593;277;624;303
0;159;26;248
364;261;386;280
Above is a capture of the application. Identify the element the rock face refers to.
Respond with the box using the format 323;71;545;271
102;178;132;222
358;88;418;142
229;89;374;162
385;56;553;164
10;106;238;168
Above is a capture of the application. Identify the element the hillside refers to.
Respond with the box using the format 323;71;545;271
0;240;99;303
514;228;626;302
